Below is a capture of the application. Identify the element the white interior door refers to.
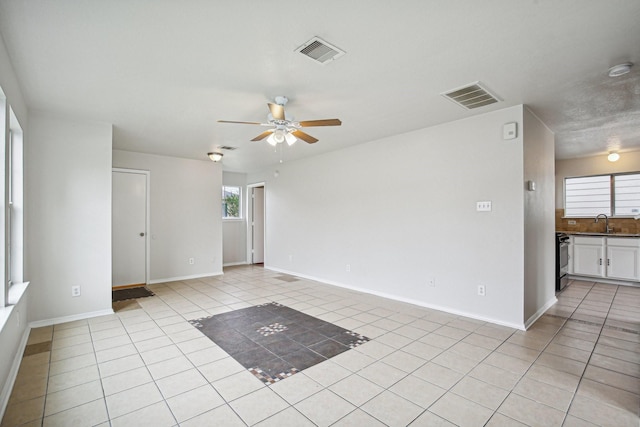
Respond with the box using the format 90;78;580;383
252;186;265;264
112;170;147;287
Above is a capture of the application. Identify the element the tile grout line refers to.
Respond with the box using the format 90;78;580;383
560;281;620;425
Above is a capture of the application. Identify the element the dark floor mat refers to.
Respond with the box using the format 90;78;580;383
112;287;155;302
189;302;370;385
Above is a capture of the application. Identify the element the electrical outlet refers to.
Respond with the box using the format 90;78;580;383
478;285;486;296
346;264;351;272
476;201;492;212
188;257;194;265
428;278;436;287
71;286;81;297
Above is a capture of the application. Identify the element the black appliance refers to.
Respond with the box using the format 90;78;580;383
556;232;569;291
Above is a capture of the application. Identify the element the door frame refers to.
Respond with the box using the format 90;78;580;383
247;182;266;265
112;167;151;285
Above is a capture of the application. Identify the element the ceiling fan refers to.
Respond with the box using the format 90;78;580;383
218;96;341;145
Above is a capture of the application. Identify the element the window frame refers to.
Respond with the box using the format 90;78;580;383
222;185;242;220
564;171;640;218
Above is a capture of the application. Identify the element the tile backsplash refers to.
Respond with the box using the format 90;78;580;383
556;209;640;234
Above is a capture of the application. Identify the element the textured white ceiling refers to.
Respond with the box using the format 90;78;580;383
0;0;639;172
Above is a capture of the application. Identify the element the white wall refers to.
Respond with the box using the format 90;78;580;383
27;112;113;322
253;106;529;328
222;171;247;266
0;31;30;419
0;286;28;419
523;108;556;324
555;150;640;208
112;150;222;282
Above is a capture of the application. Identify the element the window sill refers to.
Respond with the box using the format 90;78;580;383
0;282;29;333
8;282;29;305
223;218;244;222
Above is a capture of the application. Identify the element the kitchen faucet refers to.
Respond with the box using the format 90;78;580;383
594;214;612;233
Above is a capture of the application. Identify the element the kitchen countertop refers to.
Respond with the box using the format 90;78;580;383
558;231;640;238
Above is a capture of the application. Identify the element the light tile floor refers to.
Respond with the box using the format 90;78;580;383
2;267;639;426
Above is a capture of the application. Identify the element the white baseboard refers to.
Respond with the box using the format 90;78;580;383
524;296;558;330
0;325;30;422
223;262;247;267
148;271;223;285
28;308;115;329
266;266;527;331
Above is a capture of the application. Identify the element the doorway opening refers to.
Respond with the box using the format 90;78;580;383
248;183;265;265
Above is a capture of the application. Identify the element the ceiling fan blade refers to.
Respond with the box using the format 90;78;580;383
251;130;274;141
218;120;263;125
299;119;342;127
268;103;286;121
292;130;319;144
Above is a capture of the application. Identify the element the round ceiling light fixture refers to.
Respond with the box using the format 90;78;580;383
608;62;633;77
208;152;223;162
607;152;620;162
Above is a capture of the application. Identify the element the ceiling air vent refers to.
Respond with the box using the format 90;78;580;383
441;82;501;110
219;146;237;151
295;37;345;64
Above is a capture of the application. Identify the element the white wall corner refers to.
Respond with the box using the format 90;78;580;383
523;296;558;330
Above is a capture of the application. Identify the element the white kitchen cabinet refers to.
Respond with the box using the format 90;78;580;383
570;236;640;281
572;237;605;278
606;238;640;281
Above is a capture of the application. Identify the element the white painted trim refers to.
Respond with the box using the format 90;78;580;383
246;182;266;266
148;271;223;284
223;262;247;267
266;266;526;330
28;308;115;329
112;168;151;286
524;296;558;330
0;324;29;422
568;275;640;287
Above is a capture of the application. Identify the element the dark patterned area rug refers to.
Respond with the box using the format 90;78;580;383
190;302;370;384
112;286;155;303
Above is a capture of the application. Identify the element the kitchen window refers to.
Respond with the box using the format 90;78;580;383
564;173;640;217
222;186;241;219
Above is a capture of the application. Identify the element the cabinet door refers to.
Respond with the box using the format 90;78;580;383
573;244;604;277
607;246;640;280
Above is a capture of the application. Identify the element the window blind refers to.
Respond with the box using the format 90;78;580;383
565;175;611;217
614;173;640;216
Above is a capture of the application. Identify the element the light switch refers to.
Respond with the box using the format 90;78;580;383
503;122;517;140
476;201;492;212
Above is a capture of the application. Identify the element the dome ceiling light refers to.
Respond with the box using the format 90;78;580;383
608;62;633;77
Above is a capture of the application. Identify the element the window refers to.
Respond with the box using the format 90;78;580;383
564;173;640;217
1;88;25;307
222;186;241;219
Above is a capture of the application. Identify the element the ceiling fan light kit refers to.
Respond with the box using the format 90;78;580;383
218;96;341;146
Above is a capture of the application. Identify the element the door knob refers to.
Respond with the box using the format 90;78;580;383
139;232;145;237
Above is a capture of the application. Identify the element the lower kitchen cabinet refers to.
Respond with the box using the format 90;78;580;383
572;237;604;277
570;236;640;281
607;238;640;281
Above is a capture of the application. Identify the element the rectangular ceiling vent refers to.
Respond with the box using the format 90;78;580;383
441;82;501;110
219;146;237;151
295;37;345;64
